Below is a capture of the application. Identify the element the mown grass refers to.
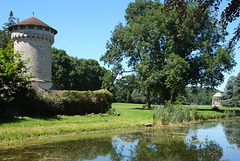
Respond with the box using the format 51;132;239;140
0;103;152;146
0;103;239;148
195;105;240;120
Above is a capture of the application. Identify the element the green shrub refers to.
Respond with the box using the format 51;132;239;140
0;41;32;117
224;110;237;118
153;103;197;124
1;89;55;117
59;90;113;115
1;89;113;117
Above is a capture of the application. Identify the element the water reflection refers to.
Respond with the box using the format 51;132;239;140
223;119;240;149
111;129;223;161
0;138;113;160
0;119;240;161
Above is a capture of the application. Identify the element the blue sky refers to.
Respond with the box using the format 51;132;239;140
0;0;239;91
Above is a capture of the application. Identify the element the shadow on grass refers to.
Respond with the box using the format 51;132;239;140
0;117;26;125
197;108;225;113
40;115;62;121
0;115;62;125
197;108;240;116
132;108;145;110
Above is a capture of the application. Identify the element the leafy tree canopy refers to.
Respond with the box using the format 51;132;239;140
0;41;30;103
101;0;235;108
164;0;240;48
176;87;219;105
52;47;107;91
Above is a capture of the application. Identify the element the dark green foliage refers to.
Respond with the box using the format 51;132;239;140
52;47;106;91
101;0;235;108
176;87;219;105
234;73;240;106
222;73;240;107
222;76;236;107
1;90;113;117
0;30;10;49
0;41;31;116
131;89;146;103
52;48;72;89
2;11;19;32
0;13;30;117
59;90;113;115
0;89;53;117
165;0;240;48
112;78;217;105
114;76;136;103
103;74;139;103
0;11;18;49
70;59;106;91
223;119;240;149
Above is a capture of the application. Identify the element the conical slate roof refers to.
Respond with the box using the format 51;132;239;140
9;17;57;34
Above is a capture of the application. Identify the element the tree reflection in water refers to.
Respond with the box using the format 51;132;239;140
112;128;223;161
223;119;240;149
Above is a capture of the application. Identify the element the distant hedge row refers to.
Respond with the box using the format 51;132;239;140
1;89;113;117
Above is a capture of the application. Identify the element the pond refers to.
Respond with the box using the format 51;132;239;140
0;118;240;161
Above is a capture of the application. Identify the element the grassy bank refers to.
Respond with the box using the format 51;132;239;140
0;103;152;148
0;103;239;148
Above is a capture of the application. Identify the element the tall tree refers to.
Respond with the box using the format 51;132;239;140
101;0;235;108
222;72;240;107
2;11;19;32
232;72;240;107
222;76;236;107
0;11;18;49
52;47;73;89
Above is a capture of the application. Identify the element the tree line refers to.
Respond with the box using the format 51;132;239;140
52;47;106;91
107;74;219;105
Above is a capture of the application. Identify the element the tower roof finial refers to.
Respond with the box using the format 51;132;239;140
32;12;34;17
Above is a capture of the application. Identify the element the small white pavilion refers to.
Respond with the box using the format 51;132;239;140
212;92;222;107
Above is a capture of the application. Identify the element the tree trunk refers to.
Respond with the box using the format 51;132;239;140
170;94;174;104
146;87;151;109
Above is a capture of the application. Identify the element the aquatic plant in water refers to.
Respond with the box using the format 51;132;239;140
152;102;197;124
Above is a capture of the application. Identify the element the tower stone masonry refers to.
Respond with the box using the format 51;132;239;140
9;17;57;90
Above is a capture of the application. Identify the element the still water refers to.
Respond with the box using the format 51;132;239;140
0;118;240;161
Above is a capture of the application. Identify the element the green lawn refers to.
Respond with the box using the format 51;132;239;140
0;103;239;148
193;105;240;120
0;103;152;147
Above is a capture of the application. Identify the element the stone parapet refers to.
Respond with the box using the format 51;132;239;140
11;31;54;44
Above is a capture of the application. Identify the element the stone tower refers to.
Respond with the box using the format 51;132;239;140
9;17;57;90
